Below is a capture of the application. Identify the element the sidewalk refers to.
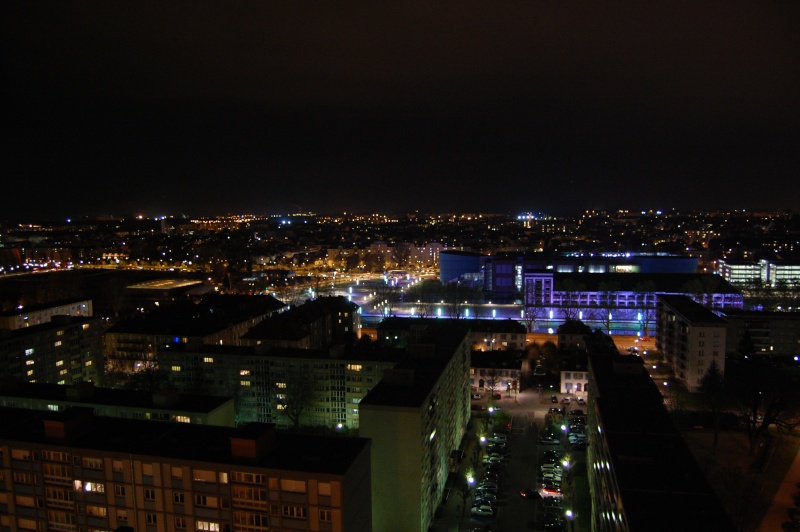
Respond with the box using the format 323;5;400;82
759;446;800;532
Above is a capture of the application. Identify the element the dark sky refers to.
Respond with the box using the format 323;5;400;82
3;1;799;220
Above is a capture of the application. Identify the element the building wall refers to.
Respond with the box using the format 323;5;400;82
0;316;103;384
0;299;93;330
0;433;370;532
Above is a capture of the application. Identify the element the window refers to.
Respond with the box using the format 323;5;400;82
84;481;105;493
54;340;62;347
319;509;333;522
56;360;64;366
318;482;331;496
174;415;190;423
346;364;362;371
194;494;218;508
12;448;34;461
114;485;126;497
204;357;214;363
174;492;185;504
16;495;36;507
117;510;128;522
240;369;251;376
232;471;266;484
280;479;306;493
144;488;156;501
172;365;182;372
564;372;571;380
13;471;37;485
82;457;103;470
283;505;307;519
86;505;107;517
175;517;187;529
142;463;153;476
171;466;183;478
146;513;157;525
112;460;124;473
193;469;217;483
196;521;220;531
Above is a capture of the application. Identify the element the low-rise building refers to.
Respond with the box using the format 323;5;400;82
0;298;93;330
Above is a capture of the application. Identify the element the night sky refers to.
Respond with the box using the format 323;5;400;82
3;2;799;220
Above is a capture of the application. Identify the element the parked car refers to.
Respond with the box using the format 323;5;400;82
548;407;562;415
542;449;562;459
568;409;584;416
489;434;507;443
550;395;559;403
492;393;502;400
539;436;560;445
472;393;482;400
470;505;494;518
561;397;571;404
576;397;586;405
519;488;539;499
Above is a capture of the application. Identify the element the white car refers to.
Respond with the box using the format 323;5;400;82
489;434;507;443
471;505;494;518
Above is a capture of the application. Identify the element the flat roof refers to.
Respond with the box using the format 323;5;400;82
0;381;231;414
589;352;735;531
657;294;727;325
0;406;370;476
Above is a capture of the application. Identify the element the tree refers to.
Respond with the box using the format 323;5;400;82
699;359;724;452
633;280;657;337
522;277;546;333
558;279;584;321
279;364;318;428
442;282;469;319
374;281;401;317
597;281;620;334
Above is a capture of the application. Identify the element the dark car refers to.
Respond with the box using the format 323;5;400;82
550;395;558;403
519;488;540;499
568;409;584;416
492;393;502;400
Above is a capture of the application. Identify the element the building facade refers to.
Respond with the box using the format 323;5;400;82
656;294;727;392
0;407;372;532
359;321;472;532
0;315;103;385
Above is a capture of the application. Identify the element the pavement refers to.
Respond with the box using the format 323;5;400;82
430;388;588;531
759;447;800;532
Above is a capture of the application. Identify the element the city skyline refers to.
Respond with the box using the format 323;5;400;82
3;2;799;220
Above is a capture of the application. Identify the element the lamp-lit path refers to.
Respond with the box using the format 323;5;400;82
759;447;800;532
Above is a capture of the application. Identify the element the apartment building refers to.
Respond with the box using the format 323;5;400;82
159;344;402;429
0;407;372;532
0;298;93;330
0;381;235;427
105;294;285;371
720;309;800;359
586;352;735;531
359;320;472;532
656;294;727;392
0;315;103;384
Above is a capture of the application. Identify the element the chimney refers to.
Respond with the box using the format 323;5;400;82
230;423;277;461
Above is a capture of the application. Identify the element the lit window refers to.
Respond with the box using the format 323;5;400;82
196;521;220;531
54;341;62;347
85;360;92;367
241;380;251;387
174;415;190;423
55;360;63;366
24;348;34;356
240;369;250;376
203;357;214;363
82;323;90;330
276;382;286;389
26;360;35;366
346;364;362;371
172;365;182;372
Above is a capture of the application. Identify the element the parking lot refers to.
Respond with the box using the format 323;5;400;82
431;388;589;531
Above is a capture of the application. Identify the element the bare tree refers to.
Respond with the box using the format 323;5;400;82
597;281;620;334
559;279;584;321
279;364;318;428
521;278;545;332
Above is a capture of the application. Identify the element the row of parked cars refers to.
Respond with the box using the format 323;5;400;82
470;433;508;521
519;448;569;531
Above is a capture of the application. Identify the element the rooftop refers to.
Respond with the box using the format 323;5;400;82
0;406;370;476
